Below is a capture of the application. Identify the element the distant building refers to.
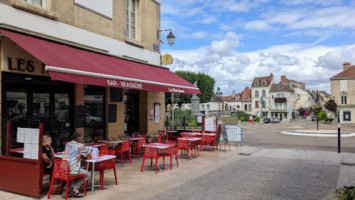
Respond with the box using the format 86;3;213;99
251;73;275;117
240;87;252;113
330;62;355;124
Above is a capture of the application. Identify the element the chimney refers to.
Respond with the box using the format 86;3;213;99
281;75;286;84
270;72;273;78
343;62;351;71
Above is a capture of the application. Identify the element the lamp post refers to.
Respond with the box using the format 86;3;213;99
260;97;264;118
216;87;223;118
158;29;176;46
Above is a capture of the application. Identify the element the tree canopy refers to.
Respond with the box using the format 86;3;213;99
325;99;337;113
165;71;216;106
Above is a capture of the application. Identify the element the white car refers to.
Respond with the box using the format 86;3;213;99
86;113;102;126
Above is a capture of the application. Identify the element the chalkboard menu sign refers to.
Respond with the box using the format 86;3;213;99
108;104;117;123
215;124;229;148
75;105;86;128
110;88;123;102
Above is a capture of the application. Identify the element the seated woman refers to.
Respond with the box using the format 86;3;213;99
42;134;54;178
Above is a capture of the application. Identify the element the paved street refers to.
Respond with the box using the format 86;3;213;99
242;120;355;153
149;147;339;200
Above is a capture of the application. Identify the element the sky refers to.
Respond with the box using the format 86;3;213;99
160;0;355;95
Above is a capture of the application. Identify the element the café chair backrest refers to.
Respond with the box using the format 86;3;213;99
121;140;130;151
53;159;70;180
144;147;158;158
178;139;189;148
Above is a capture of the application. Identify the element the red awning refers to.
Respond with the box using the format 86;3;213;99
0;29;200;94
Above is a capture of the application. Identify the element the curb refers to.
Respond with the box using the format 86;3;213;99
281;131;355;138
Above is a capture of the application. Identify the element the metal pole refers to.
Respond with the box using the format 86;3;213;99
338;124;341;153
317;117;319;131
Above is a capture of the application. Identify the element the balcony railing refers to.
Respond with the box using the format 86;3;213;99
274;97;287;103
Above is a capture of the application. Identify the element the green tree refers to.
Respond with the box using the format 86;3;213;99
316;111;327;121
165;71;216;104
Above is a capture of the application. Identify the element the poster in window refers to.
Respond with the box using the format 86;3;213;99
154;103;160;124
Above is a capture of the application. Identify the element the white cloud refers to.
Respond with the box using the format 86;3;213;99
191;31;208;39
280;0;344;6
243;20;273;31
163;32;354;94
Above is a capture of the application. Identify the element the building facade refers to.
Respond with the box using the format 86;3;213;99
0;0;199;153
251;73;274;117
331;62;355;124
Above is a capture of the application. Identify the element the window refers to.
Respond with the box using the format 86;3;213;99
201;105;204;110
343;111;351;121
262;101;266;108
254;81;259;86
126;0;137;40
207;105;210;111
244;105;247;111
341;96;347;105
262;81;266;86
255;91;259;98
23;0;46;7
248;104;251;111
255;101;259;108
277;93;284;98
275;103;278;109
340;80;347;92
262;90;266;97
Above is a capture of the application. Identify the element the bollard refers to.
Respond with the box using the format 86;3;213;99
338;124;341;153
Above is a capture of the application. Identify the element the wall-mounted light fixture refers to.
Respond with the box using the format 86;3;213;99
158;29;175;46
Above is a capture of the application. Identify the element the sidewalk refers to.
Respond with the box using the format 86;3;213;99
0;146;354;200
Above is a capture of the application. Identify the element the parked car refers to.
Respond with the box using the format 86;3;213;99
311;115;318;121
271;117;280;123
263;118;271;123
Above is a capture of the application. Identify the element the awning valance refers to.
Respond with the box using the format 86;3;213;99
0;29;200;94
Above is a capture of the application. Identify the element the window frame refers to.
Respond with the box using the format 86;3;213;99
254;81;259;86
341;96;347;105
23;0;46;8
340;80;347;92
343;111;351;121
126;0;138;40
255;90;259;98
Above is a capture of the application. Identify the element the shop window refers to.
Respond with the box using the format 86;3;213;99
343;111;351;121
341;96;347;105
84;86;105;143
126;0;137;40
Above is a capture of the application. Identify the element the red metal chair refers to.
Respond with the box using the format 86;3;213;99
141;146;164;174
130;137;145;160
177;139;195;160
94;149;118;190
201;135;214;151
115;140;132;166
48;159;86;200
94;136;104;143
161;141;178;170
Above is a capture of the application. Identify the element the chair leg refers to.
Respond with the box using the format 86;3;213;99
101;171;104;190
113;163;118;185
155;158;158;174
175;153;179;167
170;155;173;170
141;157;146;172
128;150;132;164
121;152;123;167
83;176;86;196
65;180;69;200
163;157;165;170
47;177;55;199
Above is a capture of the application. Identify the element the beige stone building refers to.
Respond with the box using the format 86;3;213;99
0;0;199;153
331;62;355;124
251;73;275;117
